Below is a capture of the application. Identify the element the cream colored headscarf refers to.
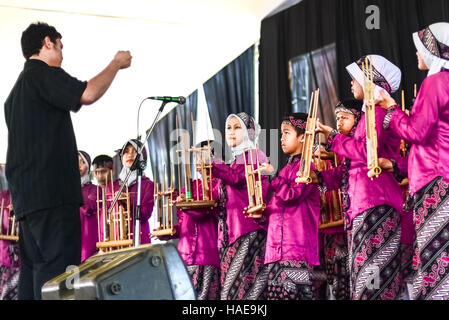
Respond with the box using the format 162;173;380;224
413;22;449;77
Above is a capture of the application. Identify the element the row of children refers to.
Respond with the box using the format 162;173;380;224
161;21;449;300
1;21;448;301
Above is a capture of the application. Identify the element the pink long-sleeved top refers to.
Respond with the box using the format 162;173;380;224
327;105;404;225
176;178;220;268
113;177;154;244
264;156;321;265
212;149;269;248
0;190;15;268
322;154;415;245
80;182;98;262
388;70;449;195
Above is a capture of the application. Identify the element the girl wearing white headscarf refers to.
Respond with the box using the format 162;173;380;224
78;151;98;262
114;139;155;245
318;55;406;300
211;112;272;300
377;22;449;300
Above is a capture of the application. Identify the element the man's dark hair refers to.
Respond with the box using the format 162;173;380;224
21;22;62;60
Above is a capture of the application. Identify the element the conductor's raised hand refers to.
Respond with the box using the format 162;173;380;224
114;50;132;69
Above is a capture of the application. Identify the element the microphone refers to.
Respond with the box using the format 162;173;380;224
148;96;186;104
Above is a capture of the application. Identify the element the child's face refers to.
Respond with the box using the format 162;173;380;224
280;122;304;156
95;167;113;187
122;145;137;169
416;51;428;70
336;111;356;135
226;116;244;147
78;155;88;177
351;79;364;99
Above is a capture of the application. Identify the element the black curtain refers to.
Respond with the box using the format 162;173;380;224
203;45;255;162
290;42;338;127
336;0;449;105
0;164;7;191
259;0;449;168
146;91;198;190
259;0;337;167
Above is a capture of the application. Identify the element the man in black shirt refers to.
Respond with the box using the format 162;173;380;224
3;22;132;300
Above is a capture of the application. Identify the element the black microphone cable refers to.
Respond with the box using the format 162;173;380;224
136;97;150;141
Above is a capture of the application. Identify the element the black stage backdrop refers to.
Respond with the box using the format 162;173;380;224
146;91;198;190
203;45;255;162
259;0;449;167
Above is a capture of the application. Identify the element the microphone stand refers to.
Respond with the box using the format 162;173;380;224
108;100;168;247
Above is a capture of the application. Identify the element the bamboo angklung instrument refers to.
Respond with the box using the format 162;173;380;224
400;90;409;157
151;164;176;237
175;114;193;203
101;186;108;242
96;186;100;245
151;168;162;233
296;88;319;184
332;153;343;223
0;198;3;236
362;57;381;179
175;113;216;210
184;115;193;201
316;151;344;230
0;197;19;241
95;171;133;252
400;90;406;156
243;142;266;218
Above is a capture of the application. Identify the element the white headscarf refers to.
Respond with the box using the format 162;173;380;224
346;54;402;111
78;151;91;187
118;139;147;187
225;113;261;160
413;22;449;77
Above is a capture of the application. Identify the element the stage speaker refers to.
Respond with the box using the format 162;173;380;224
41;243;196;300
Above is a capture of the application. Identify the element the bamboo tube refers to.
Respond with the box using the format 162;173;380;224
0;198;4;235
196;165;200;201
162;164;167;230
298;91;315;178
96;186;101;243
176;115;182;194
102;186;107;242
243;149;255;207
208;140;213;201
401;90;405;112
254;144;263;205
10;215;16;236
126;185;131;240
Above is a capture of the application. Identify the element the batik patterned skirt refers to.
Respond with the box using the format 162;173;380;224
324;232;350;300
0;242;20;300
186;264;220;300
219;230;270;300
267;260;314;300
412;176;449;300
348;205;402;300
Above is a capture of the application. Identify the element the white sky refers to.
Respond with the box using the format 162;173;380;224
0;0;285;163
